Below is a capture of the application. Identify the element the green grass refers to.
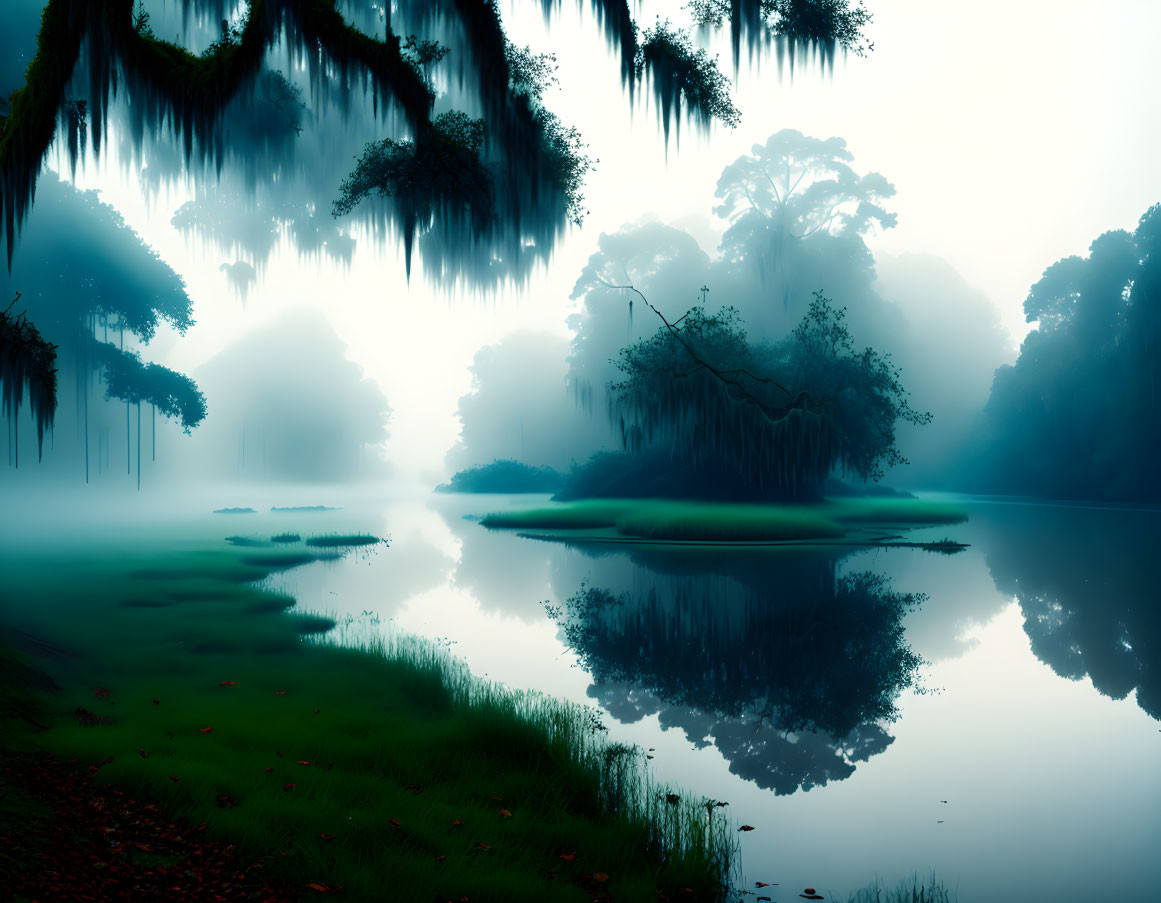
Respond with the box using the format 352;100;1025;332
303;533;383;548
480;497;966;543
0;540;734;902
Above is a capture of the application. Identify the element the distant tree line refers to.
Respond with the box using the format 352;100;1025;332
971;204;1161;501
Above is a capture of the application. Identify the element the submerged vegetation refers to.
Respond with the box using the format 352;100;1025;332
0;538;736;902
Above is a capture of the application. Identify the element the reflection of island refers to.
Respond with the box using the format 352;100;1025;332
550;549;926;794
981;504;1161;720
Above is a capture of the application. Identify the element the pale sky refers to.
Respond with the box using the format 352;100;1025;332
59;0;1161;481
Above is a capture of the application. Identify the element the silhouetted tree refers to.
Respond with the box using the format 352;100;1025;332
714;128;896;313
972;204;1161;500
1;174;204;481
609;292;928;498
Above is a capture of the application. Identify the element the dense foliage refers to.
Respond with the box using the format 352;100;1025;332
973;204;1161;500
1;175;205;480
438;459;564;494
0;294;57;462
609;293;928;498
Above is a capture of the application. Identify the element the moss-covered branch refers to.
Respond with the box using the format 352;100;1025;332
0;294;58;462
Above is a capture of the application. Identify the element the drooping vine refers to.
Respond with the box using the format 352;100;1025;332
0;293;58;464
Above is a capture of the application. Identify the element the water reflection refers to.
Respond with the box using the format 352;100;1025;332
979;503;1161;720
548;546;927;794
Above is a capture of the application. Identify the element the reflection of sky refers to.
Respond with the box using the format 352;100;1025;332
260;494;1160;902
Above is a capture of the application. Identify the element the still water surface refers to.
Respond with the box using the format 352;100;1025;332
267;494;1161;903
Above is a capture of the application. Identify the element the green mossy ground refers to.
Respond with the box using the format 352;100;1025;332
0;537;733;902
479;497;968;544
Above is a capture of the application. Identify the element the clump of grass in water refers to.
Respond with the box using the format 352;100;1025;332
269;533;300;544
303;533;383;548
224;536;268;548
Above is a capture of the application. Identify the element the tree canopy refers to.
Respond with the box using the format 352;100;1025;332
1;0;875;280
972;204;1161;500
609;293;928;498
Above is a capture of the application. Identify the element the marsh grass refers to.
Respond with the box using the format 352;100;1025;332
481;498;966;543
848;874;954;902
303;533;383;548
0;541;735;902
270;533;301;544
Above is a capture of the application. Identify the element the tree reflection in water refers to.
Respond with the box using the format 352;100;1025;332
981;503;1161;721
549;550;927;794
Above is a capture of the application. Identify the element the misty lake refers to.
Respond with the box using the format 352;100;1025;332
249;493;1161;903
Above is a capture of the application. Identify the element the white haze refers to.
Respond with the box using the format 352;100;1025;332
53;0;1161;482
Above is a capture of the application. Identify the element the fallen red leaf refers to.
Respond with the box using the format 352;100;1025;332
305;883;329;892
199;726;213;733
319;833;335;841
298;761;311;766
390;818;400;827
275;691;287;696
265;767;274;773
559;852;576;862
499;809;512;817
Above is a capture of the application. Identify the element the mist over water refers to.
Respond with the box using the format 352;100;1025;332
3;2;1160;901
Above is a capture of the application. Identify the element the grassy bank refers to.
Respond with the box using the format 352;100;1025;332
0;539;734;902
479;498;967;544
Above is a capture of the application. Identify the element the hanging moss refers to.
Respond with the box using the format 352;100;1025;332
0;296;58;461
333;111;493;278
0;0;435;268
636;21;740;149
689;0;874;68
609;293;929;498
96;341;206;432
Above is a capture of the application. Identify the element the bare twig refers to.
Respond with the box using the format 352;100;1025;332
594;274;800;409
